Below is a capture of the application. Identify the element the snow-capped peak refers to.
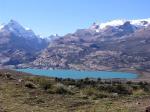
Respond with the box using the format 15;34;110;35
90;18;150;31
100;19;125;29
130;18;150;27
7;20;24;30
0;25;4;30
0;20;37;39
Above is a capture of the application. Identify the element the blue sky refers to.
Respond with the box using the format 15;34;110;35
0;0;150;36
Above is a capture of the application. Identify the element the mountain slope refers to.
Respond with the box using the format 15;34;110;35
0;20;49;68
33;19;150;71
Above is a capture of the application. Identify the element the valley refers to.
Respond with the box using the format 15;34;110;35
0;19;150;79
0;1;150;112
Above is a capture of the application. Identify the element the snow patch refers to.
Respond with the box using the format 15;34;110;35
130;18;150;27
25;27;31;30
90;18;150;32
0;24;4;30
100;19;125;29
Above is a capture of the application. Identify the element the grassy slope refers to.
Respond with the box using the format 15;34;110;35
0;69;150;112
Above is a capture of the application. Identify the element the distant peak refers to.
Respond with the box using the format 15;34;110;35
6;19;24;30
0;19;38;38
10;19;17;22
9;19;20;25
90;18;150;32
90;22;99;29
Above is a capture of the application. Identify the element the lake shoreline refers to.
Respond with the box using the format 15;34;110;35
16;68;137;79
112;68;150;82
1;68;149;81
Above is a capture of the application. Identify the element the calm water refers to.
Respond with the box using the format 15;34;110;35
16;68;137;79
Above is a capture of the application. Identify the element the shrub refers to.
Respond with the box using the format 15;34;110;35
143;85;150;92
81;87;97;96
29;77;52;90
61;78;76;85
97;78;101;82
40;80;52;90
55;77;63;82
131;85;140;90
4;72;15;80
115;85;133;95
48;83;73;95
25;81;37;89
96;92;110;98
97;85;116;92
126;81;133;85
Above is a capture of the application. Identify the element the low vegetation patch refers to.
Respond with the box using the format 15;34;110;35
0;70;150;112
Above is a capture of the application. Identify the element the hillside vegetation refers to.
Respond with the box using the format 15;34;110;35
0;69;150;112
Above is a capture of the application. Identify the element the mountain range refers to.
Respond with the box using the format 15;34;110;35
0;18;150;72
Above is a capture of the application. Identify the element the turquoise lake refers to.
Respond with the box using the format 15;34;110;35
16;68;137;79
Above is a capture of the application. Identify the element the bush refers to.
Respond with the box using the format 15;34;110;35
40;80;52;90
25;81;37;89
143;85;150;92
48;83;73;95
131;85;140;90
81;87;97;96
61;78;76;85
29;77;52;90
81;87;112;99
96;92;110;98
97;85;116;92
115;85;133;95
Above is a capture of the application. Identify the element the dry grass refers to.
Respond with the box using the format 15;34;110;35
0;69;150;112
